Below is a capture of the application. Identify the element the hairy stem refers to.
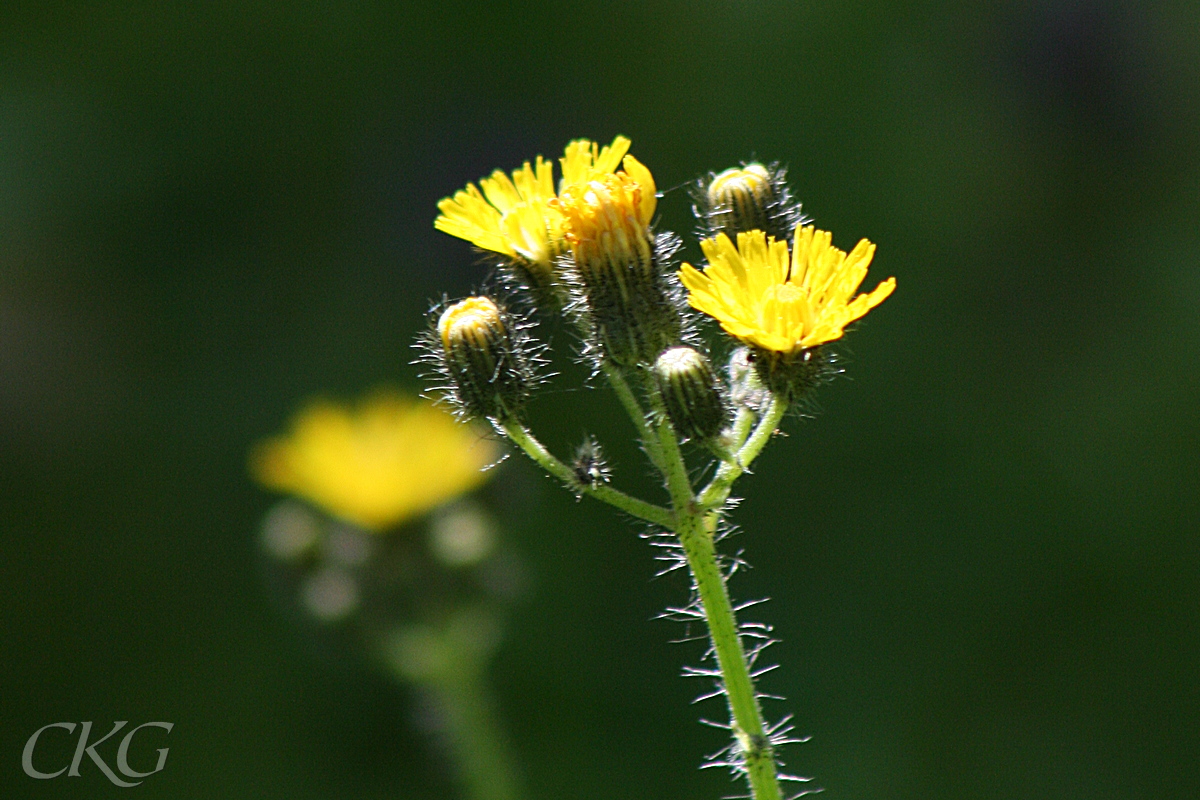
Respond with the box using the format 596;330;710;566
699;398;788;512
603;363;666;470
499;420;675;529
648;392;784;800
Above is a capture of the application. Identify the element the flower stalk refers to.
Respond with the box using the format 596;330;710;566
642;378;787;799
381;617;522;800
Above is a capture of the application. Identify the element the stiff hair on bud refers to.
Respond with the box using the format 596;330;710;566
419;295;540;423
571;435;611;490
652;346;729;442
693;162;805;244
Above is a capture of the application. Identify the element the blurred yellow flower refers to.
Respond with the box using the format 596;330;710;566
433;136;632;284
251;391;498;531
678;225;895;353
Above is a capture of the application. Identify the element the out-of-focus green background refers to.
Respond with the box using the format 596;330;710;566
2;1;1197;798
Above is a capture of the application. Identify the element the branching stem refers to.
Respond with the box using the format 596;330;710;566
498;380;791;800
602;363;666;470
499;420;675;529
699;398;788;512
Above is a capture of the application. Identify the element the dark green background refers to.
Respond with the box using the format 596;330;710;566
3;1;1198;798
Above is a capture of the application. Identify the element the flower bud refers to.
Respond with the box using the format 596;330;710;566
752;345;836;403
437;296;531;421
553;158;682;366
571;435;611;489
652;346;729;442
694;162;803;243
727;346;770;412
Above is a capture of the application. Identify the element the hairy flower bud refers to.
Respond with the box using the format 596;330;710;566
727;347;770;412
751;345;836;403
553;157;683;366
571;435;611;489
694;162;803;243
436;296;531;421
652;346;729;442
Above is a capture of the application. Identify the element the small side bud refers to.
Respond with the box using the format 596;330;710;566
571;435;611;490
727;346;770;413
694;162;804;243
652;346;729;442
436;296;531;421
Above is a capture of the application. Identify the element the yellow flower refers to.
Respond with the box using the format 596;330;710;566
553;155;657;276
250;391;497;531
679;225;895;352
551;153;673;365
433;136;632;284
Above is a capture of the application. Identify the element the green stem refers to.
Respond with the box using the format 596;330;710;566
602;363;666;470
379;619;521;800
647;391;783;800
433;663;521;800
677;513;782;800
708;405;757;467
729;405;758;452
699;398;788;512
500;420;675;529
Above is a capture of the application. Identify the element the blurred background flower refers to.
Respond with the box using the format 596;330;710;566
251;390;497;531
252;389;524;799
2;2;1198;799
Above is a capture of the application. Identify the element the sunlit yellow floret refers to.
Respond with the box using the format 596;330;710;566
678;225;895;352
552;155;657;274
433;136;633;280
250;391;497;531
434;157;561;271
559;136;632;190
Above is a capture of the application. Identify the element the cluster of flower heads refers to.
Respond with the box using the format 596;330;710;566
427;136;895;431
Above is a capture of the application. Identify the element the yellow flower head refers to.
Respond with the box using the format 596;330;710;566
552;155;657;276
250;391;497;531
433;136;633;283
678;225;895;353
